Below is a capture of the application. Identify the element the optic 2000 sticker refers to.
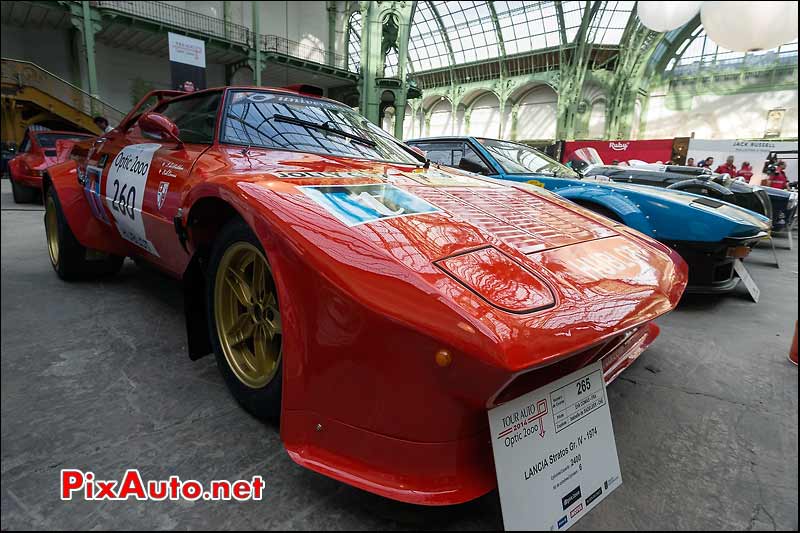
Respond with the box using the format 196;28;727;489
105;143;161;256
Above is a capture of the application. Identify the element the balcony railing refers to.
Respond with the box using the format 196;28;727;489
1;58;125;123
91;1;349;72
93;0;251;46
259;35;347;70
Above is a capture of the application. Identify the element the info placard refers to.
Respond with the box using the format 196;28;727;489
488;361;622;531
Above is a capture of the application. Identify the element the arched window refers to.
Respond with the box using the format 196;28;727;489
347;10;362;73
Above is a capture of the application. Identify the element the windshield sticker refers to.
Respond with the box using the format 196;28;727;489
400;167;501;188
300;183;441;227
275;170;383;180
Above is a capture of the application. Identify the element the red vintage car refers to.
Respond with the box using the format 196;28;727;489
8;130;93;203
43;87;688;505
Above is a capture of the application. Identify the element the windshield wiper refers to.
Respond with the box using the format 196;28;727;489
272;115;377;148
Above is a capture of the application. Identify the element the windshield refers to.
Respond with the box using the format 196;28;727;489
221;90;421;165
477;138;578;178
35;133;91;149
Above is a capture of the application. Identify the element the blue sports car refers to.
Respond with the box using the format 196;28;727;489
407;136;771;293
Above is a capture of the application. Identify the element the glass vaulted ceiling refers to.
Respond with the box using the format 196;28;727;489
406;1;636;74
670;27;798;73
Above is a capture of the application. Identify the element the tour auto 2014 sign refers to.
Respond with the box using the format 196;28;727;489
488;361;622;531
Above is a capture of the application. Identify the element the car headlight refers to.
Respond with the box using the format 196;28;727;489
436;247;555;313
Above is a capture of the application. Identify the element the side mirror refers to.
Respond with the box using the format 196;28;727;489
139;112;182;146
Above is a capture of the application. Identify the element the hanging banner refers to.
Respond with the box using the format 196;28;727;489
561;140;675;165
168;32;206;92
686;139;798;183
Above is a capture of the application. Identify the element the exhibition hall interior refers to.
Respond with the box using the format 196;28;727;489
1;1;798;530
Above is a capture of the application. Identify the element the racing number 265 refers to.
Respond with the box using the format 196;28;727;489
576;377;591;395
110;179;136;220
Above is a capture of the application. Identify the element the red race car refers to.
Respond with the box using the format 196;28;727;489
8;130;93;203
43;87;688;505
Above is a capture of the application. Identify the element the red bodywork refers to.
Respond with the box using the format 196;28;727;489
8;131;93;190
44;87;688;505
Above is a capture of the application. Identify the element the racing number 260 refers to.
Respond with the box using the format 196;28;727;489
110;179;136;220
576;377;591;395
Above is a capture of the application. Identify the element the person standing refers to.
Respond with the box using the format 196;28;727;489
697;156;714;168
93;116;113;133
686;157;695;166
715;155;737;176
767;160;789;189
736;161;753;182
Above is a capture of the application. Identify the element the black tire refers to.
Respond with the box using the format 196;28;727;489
206;218;282;420
44;187;124;280
11;179;38;203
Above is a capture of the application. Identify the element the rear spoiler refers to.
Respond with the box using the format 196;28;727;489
118;90;187;132
281;84;324;97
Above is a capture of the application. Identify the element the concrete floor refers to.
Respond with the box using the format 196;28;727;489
1;178;797;530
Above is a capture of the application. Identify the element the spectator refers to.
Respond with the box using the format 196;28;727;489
93;116;113;133
715;155;737;176
686;157;695;166
736;161;753;182
697;156;714;168
767;160;789;189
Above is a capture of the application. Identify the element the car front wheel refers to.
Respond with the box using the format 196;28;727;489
206;219;283;420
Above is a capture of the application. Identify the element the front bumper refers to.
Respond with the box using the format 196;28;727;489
283;322;660;506
663;233;767;293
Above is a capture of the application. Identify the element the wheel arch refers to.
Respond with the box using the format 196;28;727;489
182;195;247;360
555;186;656;236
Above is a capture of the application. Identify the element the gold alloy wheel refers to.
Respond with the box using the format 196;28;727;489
214;242;282;388
45;194;59;267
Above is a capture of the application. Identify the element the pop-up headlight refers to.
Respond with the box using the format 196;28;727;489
436;247;555;313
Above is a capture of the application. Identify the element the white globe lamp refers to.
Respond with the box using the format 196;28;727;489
637;1;703;32
701;1;799;52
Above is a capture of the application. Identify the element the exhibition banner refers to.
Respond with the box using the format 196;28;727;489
686;139;798;182
168;32;207;92
562;139;674;165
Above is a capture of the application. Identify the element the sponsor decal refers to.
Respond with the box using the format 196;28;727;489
157;182;169;210
496;398;548;442
609;142;629;151
83;165;110;225
105;143;161;256
566;243;652;283
605;474;619;490
159;160;184;178
527;179;545;188
585;486;603;507
570;503;584;518
299;183;440;227
557;516;568;529
561;485;582;510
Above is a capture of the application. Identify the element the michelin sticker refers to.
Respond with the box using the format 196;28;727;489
105;143;160;256
300;183;440;226
275;170;382;179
